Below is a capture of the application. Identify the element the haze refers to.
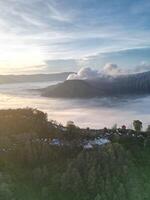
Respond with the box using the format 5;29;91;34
0;81;149;129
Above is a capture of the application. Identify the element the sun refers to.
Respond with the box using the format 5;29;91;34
0;46;45;74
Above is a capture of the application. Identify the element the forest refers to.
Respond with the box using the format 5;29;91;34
0;108;150;200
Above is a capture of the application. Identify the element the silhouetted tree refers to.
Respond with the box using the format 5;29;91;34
133;120;142;133
146;125;150;133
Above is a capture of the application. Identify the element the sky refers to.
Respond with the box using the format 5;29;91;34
0;0;150;74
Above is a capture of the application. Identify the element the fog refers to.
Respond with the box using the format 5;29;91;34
0;81;150;129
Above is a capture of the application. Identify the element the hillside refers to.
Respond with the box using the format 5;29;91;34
41;79;101;98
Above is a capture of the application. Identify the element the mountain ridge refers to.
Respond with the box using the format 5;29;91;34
0;72;73;84
40;70;150;98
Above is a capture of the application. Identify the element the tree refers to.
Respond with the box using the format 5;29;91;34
122;125;126;130
143;125;150;148
66;121;76;136
133;120;142;133
61;167;83;192
146;125;150;133
117;183;126;200
66;121;76;129
94;194;102;200
87;166;96;191
95;193;107;200
112;124;117;131
65;121;81;143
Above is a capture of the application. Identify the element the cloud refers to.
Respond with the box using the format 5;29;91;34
67;63;125;80
133;62;150;73
0;0;150;74
47;2;73;22
67;61;150;80
102;63;123;76
67;67;100;80
0;64;46;75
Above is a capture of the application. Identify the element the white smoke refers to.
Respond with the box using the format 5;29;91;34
67;63;124;80
67;67;101;80
67;62;150;80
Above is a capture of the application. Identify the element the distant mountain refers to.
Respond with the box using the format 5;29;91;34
41;79;101;98
41;71;150;98
0;72;72;84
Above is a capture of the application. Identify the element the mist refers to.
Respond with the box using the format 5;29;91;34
0;80;150;129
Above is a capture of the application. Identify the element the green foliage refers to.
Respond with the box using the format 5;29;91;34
59;143;137;200
146;125;150;133
0;173;14;200
133;120;142;132
0;109;150;200
0;108;49;137
95;194;102;200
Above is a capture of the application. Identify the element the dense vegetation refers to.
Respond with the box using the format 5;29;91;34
0;108;150;200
